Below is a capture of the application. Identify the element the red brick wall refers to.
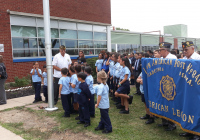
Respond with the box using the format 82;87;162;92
0;0;111;82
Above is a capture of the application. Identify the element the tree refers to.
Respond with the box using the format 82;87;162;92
116;27;130;31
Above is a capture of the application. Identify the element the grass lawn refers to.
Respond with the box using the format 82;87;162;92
1;86;187;140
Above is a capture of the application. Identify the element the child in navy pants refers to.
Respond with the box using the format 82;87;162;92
95;71;112;133
77;72;91;127
30;62;42;103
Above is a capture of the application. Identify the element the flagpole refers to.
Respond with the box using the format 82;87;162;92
43;0;58;111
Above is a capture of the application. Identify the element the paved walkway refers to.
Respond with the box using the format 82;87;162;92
0;95;36;140
0;84;100;140
0;126;24;140
0;95;35;111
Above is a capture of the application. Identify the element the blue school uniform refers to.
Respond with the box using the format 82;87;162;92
58;76;72;116
58;77;70;95
78;82;91;123
71;74;80;103
30;69;42;101
109;60;114;77
114;62;123;79
95;59;104;72
86;75;95;116
101;59;109;73
97;83;112;131
94;85;99;94
120;66;131;80
30;69;42;82
42;72;48;101
117;66;131;94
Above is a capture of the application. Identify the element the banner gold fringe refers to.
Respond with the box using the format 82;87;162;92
151;112;200;136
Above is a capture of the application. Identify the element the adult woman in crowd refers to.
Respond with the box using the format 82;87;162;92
0;55;7;105
77;50;86;64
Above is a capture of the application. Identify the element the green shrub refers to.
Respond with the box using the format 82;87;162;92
11;76;31;87
86;57;98;80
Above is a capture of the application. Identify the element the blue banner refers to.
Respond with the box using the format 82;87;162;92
142;58;200;135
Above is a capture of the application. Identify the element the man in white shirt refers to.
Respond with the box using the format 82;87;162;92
179;41;200;140
158;42;177;131
158;42;177;59
52;45;72;105
182;41;200;60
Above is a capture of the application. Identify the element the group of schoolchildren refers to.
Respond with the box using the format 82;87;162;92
95;52;134;114
30;60;113;133
30;51;156;134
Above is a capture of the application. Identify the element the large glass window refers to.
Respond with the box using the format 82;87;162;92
111;44;116;52
66;49;78;55
60;40;78;48
82;49;94;55
94;32;107;40
60;29;77;39
95;49;107;55
94;41;107;48
11;18;108;58
79;40;93;48
78;31;93;40
13;49;38;57
11;26;36;37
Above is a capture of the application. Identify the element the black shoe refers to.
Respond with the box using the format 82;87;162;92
38;98;42;101
75;116;80;120
95;127;104;131
165;126;176;131
54;101;57;105
189;135;200;140
62;114;70;118
33;100;39;103
116;104;123;109
179;132;193;137
120;107;125;111
128;95;133;104
102;130;112;134
140;114;150;119
119;109;129;114
77;121;85;124
84;123;90;127
145;118;154;124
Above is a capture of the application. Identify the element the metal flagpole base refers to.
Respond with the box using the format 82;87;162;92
45;107;58;111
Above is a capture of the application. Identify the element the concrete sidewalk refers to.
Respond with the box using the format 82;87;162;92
0;126;24;140
0;95;36;140
0;95;35;111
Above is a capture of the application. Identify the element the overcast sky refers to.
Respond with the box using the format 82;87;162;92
111;0;200;38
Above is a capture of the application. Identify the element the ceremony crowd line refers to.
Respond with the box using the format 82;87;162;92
0;41;200;139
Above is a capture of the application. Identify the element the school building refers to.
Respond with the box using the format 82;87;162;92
0;0;111;82
1;0;200;82
111;28;200;54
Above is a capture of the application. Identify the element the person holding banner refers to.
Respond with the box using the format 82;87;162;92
179;41;200;140
158;42;177;131
158;42;177;59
